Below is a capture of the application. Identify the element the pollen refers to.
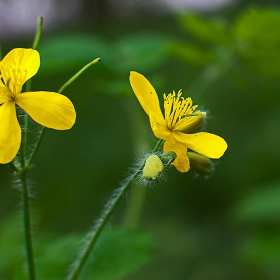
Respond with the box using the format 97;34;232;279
163;90;199;131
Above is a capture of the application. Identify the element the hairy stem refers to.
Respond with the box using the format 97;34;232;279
67;139;164;280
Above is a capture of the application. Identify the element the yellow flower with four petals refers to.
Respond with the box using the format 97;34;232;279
0;48;76;164
129;71;227;172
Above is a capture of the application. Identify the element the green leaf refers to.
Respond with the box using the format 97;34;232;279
0;215;25;275
108;33;169;74
37;228;155;280
240;49;280;79
39;34;109;73
233;181;280;223
167;41;216;66
243;231;280;263
234;8;280;78
234;8;280;48
178;12;231;46
84;228;155;279
0;215;155;280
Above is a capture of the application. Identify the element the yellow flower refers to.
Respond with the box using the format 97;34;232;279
129;71;227;172
0;48;76;164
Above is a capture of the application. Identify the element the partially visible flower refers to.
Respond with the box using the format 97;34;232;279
0;48;76;164
129;71;227;172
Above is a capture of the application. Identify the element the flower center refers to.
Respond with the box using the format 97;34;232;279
0;75;17;101
0;62;27;100
163;90;200;131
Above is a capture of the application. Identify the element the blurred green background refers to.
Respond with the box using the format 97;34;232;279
1;0;280;279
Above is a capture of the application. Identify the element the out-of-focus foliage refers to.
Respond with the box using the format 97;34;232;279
234;180;280;223
39;33;169;97
169;7;280;78
0;216;154;279
1;3;280;280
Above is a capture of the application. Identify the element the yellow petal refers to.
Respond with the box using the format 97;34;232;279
129;71;165;125
1;48;40;94
0;86;9;103
164;141;190;172
16;91;76;130
0;101;21;164
173;131;227;159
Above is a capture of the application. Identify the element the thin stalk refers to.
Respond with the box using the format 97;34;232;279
67;139;164;280
26;58;101;167
58;58;101;94
20;173;36;280
22;16;44;165
32;17;44;50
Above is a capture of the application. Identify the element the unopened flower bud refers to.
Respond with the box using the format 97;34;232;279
187;152;213;175
159;151;177;165
143;155;164;180
181;112;206;133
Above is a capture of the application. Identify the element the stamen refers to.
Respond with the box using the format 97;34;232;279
163;90;200;131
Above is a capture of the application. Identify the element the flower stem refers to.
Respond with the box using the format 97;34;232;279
20;172;37;280
32;16;44;50
58;58;101;94
22;16;44;166
66;139;164;280
26;58;101;167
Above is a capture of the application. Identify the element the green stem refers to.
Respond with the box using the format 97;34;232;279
20;173;36;280
32;17;44;50
26;58;101;167
58;58;101;94
22;17;44;167
67;139;164;280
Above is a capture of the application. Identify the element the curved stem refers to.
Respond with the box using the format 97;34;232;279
20;173;36;280
58;58;101;94
32;17;44;50
26;58;101;167
67;139;164;280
